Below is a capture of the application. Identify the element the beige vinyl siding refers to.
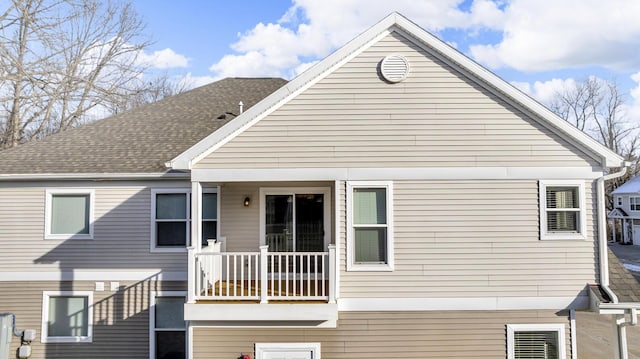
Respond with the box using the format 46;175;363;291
193;310;572;358
0;280;186;359
340;179;597;298
196;31;599;169
220;181;335;251
0;181;189;272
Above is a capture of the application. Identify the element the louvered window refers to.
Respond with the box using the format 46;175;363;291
539;181;586;240
507;324;566;359
514;331;559;359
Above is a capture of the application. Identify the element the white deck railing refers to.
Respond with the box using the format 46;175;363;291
190;243;336;303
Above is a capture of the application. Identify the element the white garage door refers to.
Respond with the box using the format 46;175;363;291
262;350;313;359
256;343;320;359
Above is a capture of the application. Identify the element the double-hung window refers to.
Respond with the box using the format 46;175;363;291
507;324;566;359
151;188;218;251
150;292;186;359
539;181;586;240
346;181;394;271
631;197;640;211
45;189;94;240
41;291;93;343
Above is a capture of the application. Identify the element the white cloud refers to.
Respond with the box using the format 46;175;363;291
514;78;577;104
176;72;217;89
139;48;189;69
625;71;640;121
470;0;640;72
208;0;507;79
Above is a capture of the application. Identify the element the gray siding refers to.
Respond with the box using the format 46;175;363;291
0;280;186;359
196;31;599;169
0;181;189;273
193;310;572;358
339;179;597;298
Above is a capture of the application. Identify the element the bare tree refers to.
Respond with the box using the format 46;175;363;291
0;0;158;148
106;72;189;115
548;77;640;207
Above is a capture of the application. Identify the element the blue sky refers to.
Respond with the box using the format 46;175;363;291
131;0;640;118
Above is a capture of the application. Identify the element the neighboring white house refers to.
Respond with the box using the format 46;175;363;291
609;176;640;245
1;12;638;359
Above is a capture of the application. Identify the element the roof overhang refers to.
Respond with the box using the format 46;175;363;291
608;208;630;219
0;172;190;182
167;12;625;171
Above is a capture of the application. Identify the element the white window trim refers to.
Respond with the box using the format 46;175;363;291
150;188;219;253
539;180;586;240
259;187;332;251
346;181;394;271
617;196;623;208
45;189;95;240
507;323;566;359
255;343;321;359
41;291;93;343
149;291;187;359
630;196;640;211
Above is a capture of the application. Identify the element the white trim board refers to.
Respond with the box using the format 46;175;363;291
337;296;589;311
0;271;188;281
192;167;604;182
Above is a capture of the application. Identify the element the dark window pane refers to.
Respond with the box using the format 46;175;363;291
354;227;387;263
157;222;186;246
156;194;187;219
156;331;185;359
202;193;217;219
295;194;324;252
155;297;184;329
202;221;217;243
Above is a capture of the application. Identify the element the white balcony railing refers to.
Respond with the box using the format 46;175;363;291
190;243;336;304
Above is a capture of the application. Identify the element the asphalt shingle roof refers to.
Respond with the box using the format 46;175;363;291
0;77;286;174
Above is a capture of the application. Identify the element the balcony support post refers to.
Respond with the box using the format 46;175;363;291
260;245;269;303
328;244;336;304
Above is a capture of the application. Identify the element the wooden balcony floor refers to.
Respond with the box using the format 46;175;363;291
199;279;329;303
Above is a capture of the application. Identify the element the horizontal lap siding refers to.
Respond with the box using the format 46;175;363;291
193;310;571;358
220;181;334;251
196;32;598;169
340;180;597;298
0;280;186;359
0;181;189;272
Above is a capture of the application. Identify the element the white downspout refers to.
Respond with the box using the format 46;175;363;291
597;165;628;359
597;166;627;303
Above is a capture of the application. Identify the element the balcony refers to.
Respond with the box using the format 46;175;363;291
185;241;337;324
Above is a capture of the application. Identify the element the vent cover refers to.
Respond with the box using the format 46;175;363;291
380;54;410;83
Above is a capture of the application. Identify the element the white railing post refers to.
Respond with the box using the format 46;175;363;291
187;247;196;303
260;245;269;303
328;244;336;304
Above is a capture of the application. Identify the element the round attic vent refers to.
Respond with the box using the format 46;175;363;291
380;54;410;83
